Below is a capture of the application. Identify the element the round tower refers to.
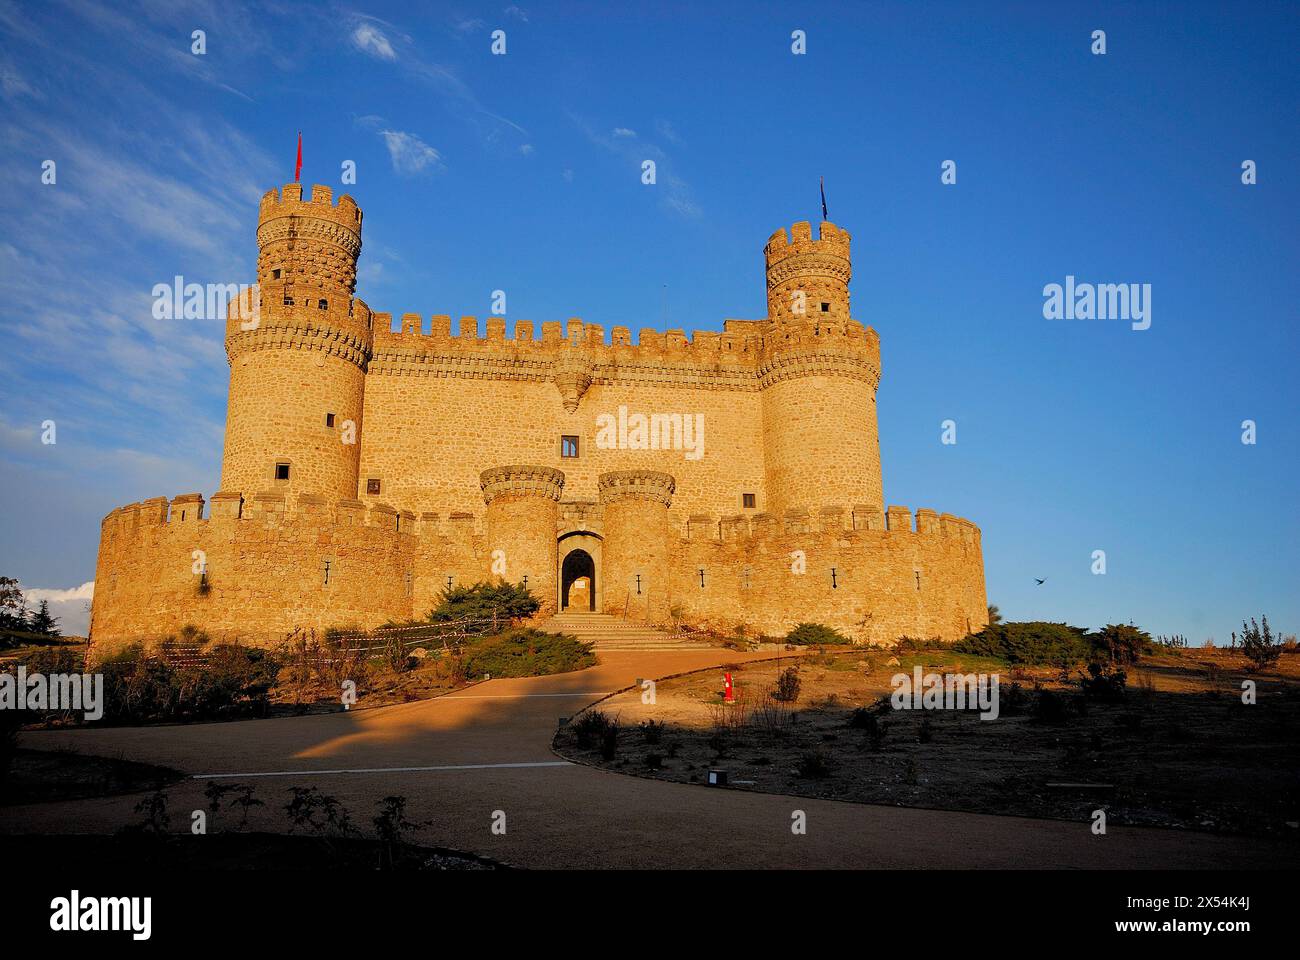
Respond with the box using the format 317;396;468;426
760;221;884;519
220;183;372;500
598;470;675;623
481;465;565;617
764;220;852;328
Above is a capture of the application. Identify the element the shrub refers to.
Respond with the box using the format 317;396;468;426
572;710;616;750
91;639;278;724
1079;662;1128;701
1235;616;1283;671
1089;624;1151;665
784;623;851;646
1033;687;1071;723
751;692;792;735
0;708;30;793
19;647;82;675
461;628;594;679
639;719;664;744
795;750;836;779
772;666;802;703
848;707;889;750
955;621;1090;665
599;718;620;760
429;581;540;629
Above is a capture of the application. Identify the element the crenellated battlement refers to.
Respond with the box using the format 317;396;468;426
671;504;980;547
764;220;852;267
363;311;880;388
258;183;362;232
98;490;490;541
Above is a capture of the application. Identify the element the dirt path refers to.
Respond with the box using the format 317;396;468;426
5;649;1291;869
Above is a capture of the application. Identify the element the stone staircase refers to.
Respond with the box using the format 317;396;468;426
537;611;719;651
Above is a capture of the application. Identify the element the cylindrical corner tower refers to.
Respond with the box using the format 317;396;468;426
481;465;565;617
220;183;371;500
598;470;675;623
760;221;884;519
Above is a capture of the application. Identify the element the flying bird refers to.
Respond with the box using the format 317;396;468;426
1034;578;1046;585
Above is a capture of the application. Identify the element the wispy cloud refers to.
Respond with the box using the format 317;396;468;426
343;12;528;142
379;129;442;174
573;115;701;219
503;5;530;22
351;18;398;60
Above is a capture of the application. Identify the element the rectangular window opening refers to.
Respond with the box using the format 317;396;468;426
274;462;290;481
560;436;580;458
742;492;756;509
366;478;381;495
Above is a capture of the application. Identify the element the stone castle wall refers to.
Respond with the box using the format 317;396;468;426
88;487;985;658
86;184;989;657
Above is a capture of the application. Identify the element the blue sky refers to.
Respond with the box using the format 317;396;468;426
1;0;1296;640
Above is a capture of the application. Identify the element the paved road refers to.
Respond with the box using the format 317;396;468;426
5;650;1290;868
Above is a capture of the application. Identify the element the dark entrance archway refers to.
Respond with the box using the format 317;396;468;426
561;549;596;611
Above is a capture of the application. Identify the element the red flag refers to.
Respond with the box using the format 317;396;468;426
294;131;302;182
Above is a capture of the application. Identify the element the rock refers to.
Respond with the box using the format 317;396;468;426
410;647;429;659
886;656;901;667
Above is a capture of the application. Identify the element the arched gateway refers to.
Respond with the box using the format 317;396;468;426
558;533;601;612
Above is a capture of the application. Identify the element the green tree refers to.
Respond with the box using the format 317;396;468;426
986;604;1003;626
29;599;60;637
1235;616;1282;671
1089;624;1151;665
0;577;27;631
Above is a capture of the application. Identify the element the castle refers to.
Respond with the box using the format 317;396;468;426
87;182;988;656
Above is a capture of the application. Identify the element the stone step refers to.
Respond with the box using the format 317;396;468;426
536;614;719;649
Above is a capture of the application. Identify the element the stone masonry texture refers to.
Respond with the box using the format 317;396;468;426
87;184;988;657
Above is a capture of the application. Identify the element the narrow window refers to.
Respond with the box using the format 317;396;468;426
742;492;756;509
272;268;282;280
367;478;381;495
326;413;335;428
274;462;290;481
560;435;579;458
914;570;922;591
322;558;332;586
405;571;413;596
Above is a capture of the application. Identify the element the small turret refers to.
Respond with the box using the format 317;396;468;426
764;220;852;328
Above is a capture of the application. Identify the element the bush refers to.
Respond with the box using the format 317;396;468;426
639;719;664;744
772;666;801;703
795;750;836;779
1235;616;1283;671
1078;662;1127;701
1089;624;1151;665
955;621;1090;665
429;581;540;629
784;623;851;646
571;710;616;750
461;628;594;679
848;708;889;750
1033;687;1071;723
92;639;279;724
